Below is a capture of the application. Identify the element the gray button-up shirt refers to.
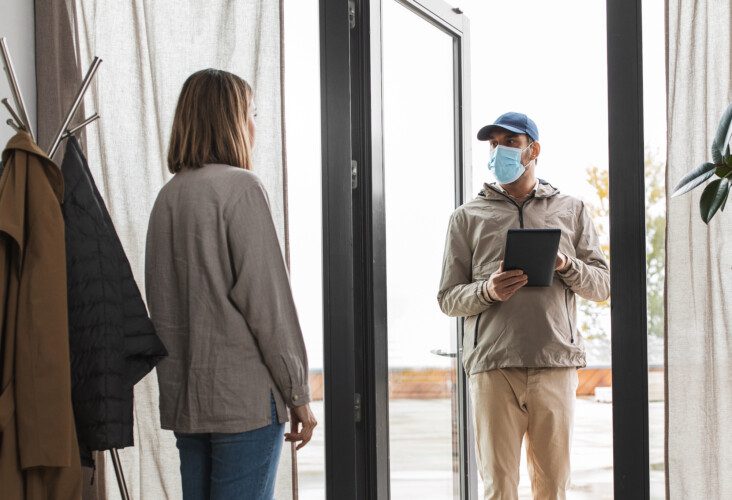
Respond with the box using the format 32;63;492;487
145;163;310;433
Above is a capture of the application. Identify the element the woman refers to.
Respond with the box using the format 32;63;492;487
145;69;316;500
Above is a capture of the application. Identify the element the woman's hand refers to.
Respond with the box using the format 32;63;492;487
286;403;318;450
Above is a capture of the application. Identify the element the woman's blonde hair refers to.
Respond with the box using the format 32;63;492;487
167;69;254;173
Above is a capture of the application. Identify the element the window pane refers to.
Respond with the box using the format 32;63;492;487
283;0;325;497
383;1;460;497
642;0;666;497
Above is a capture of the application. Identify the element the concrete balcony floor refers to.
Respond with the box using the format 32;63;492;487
294;398;665;499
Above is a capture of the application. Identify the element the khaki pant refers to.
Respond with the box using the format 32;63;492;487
470;367;579;500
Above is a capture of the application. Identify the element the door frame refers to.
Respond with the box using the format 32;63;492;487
606;0;650;497
319;1;359;498
319;0;651;498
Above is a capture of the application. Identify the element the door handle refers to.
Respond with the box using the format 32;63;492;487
430;348;457;358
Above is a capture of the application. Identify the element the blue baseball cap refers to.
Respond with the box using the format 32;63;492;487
477;112;539;142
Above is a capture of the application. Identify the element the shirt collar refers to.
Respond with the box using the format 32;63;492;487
496;180;539;197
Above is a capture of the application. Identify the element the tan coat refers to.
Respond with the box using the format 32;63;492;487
438;180;610;375
0;132;82;499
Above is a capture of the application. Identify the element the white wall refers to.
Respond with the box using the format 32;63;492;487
0;0;36;148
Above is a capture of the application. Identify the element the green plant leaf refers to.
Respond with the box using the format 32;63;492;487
716;164;732;178
726;154;732;168
700;178;730;223
672;162;717;197
712;103;732;164
722;188;729;212
721;179;731;212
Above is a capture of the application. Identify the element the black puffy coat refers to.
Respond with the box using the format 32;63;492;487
61;137;167;467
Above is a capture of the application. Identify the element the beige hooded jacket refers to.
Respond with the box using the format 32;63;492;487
438;180;610;375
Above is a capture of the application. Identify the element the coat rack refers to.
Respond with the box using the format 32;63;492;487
1;36;131;500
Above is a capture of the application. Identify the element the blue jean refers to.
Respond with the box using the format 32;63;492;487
174;398;285;500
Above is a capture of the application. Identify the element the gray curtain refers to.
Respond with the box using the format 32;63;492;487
34;0;85;155
665;1;732;498
34;1;292;498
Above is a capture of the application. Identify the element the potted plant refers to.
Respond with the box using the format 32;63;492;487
672;103;732;223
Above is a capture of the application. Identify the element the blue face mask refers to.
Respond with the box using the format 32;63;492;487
488;144;532;184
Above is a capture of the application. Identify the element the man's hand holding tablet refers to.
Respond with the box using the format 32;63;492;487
482;261;528;302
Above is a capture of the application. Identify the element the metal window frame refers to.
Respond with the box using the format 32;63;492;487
607;0;651;498
319;1;359;497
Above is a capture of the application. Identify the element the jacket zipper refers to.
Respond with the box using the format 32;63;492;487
478;186;537;349
564;288;574;344
473;312;482;348
484;184;573;345
486;185;535;228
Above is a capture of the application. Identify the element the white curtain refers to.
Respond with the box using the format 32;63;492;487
666;1;732;498
36;1;293;498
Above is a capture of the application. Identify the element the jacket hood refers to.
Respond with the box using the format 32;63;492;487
478;178;560;201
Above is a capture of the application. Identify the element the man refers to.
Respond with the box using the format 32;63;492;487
437;112;610;499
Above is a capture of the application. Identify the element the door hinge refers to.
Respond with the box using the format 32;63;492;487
351;160;358;189
348;0;357;29
354;392;362;422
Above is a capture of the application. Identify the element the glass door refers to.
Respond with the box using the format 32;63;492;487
320;0;651;497
375;1;474;497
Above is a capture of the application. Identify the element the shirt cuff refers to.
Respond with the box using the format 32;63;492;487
476;280;494;305
557;256;578;279
288;384;311;407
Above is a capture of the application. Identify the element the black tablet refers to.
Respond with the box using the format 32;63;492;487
503;228;561;287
